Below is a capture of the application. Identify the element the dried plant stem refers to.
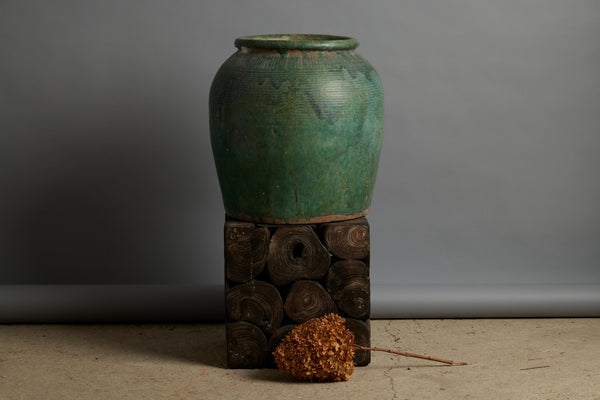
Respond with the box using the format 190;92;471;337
520;365;550;371
353;344;468;366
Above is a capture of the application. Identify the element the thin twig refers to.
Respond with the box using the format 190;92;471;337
353;344;468;366
520;365;550;371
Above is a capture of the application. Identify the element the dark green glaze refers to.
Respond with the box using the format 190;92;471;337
210;34;384;224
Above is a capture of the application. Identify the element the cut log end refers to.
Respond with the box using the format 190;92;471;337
323;218;370;259
227;321;267;369
226;281;283;334
326;260;370;319
284;280;338;323
225;222;270;283
267;226;330;286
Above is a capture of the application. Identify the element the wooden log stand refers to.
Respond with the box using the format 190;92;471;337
225;216;371;368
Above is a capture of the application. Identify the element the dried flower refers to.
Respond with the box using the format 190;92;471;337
273;313;355;382
273;313;468;382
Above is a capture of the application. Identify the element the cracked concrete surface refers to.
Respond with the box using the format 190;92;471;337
1;319;599;399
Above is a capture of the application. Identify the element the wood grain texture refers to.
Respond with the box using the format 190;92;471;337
226;321;267;369
267;226;330;286
226;281;283;334
326;260;370;319
284;280;337;323
225;221;270;283
224;216;371;368
322;217;370;259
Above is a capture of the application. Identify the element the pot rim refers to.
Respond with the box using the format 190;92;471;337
234;34;359;51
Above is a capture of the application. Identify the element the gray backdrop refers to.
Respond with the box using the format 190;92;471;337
1;0;599;321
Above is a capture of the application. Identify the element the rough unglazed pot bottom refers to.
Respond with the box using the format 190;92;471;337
228;208;369;224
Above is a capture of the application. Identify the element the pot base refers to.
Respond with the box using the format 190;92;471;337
227;208;369;225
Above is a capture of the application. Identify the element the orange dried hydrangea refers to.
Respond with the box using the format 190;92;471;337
273;313;355;382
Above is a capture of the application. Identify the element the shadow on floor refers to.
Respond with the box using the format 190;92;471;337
43;323;228;368
9;324;466;375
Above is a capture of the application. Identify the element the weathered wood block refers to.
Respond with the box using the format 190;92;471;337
225;216;371;369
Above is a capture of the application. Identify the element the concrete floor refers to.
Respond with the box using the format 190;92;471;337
1;319;598;399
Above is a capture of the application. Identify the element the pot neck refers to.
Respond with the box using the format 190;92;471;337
234;34;359;52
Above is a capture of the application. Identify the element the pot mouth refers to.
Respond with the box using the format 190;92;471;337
234;34;359;51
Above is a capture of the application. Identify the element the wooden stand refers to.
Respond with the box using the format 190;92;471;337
225;216;371;368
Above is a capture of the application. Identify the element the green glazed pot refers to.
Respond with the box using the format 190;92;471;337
210;34;384;224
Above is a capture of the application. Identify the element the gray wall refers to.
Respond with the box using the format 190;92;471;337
1;0;599;321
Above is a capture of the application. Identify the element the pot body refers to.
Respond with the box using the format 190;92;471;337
210;34;384;224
